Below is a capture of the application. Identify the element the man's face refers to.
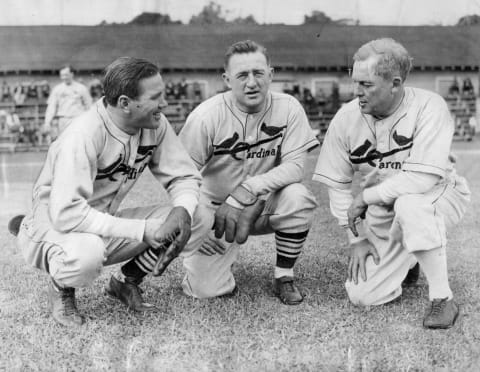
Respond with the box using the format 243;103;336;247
223;51;272;113
60;68;74;85
351;56;398;118
129;73;168;130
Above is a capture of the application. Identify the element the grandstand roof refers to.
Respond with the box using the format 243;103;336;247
0;24;479;73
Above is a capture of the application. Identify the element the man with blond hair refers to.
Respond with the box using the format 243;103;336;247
313;38;470;329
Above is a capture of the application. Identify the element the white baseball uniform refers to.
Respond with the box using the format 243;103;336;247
313;87;471;305
179;90;319;298
44;80;92;133
18;98;207;288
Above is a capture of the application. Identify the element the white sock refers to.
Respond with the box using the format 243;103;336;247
274;266;294;279
414;247;453;301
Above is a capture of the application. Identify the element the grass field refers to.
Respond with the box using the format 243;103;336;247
1;142;479;372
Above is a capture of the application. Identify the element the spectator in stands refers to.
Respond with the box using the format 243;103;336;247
89;79;104;101
13;83;26;105
448;78;460;96
5;109;21;133
165;79;175;100
303;87;317;114
462;78;475;96
282;82;292;95
1;80;11;102
468;114;477;141
315;88;327;107
44;65;92;141
193;81;203;101
40;81;50;99
179;77;188;100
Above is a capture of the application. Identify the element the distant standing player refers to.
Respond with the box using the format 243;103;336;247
43;65;92;141
179;40;319;304
313;38;470;328
10;57;210;327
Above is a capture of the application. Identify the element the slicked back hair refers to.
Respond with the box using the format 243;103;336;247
353;38;413;82
103;57;160;106
223;40;270;70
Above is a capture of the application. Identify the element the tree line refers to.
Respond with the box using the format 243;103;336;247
99;1;356;26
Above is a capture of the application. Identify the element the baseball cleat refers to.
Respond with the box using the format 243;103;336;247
273;276;304;305
402;263;420;287
423;298;459;329
7;214;25;237
105;276;157;312
48;280;84;327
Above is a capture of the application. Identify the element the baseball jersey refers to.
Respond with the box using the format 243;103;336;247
313;87;460;223
28;99;201;242
44;81;92;124
179;91;319;203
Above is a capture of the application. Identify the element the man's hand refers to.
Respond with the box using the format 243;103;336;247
198;232;228;256
143;207;191;251
347;193;368;237
347;240;380;284
143;207;192;277
214;199;265;244
214;185;265;244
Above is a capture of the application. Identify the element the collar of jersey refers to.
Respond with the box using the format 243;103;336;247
96;99;134;142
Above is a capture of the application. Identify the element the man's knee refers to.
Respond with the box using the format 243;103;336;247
182;273;235;299
182;252;236;298
270;183;317;231
182;204;214;257
279;183;317;209
345;280;402;306
50;234;105;288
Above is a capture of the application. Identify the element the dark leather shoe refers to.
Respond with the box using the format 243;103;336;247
423;298;459;329
8;215;25;237
402;263;420;287
106;276;156;312
273;276;304;305
48;280;84;327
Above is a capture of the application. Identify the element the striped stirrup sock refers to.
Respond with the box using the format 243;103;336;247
120;247;160;280
275;230;309;269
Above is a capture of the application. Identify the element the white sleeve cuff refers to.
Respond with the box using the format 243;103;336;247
172;193;199;220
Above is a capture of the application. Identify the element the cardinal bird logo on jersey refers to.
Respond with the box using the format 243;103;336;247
349;132;414;167
214;132;239;149
212;125;285;160
349;139;380;166
392;131;413;147
260;123;286;136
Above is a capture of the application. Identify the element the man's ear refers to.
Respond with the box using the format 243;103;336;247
117;95;131;113
222;72;231;89
392;76;403;92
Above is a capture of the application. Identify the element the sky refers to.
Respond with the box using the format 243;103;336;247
2;0;480;26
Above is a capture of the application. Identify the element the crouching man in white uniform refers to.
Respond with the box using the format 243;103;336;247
9;57;211;327
179;40;319;304
313;38;470;329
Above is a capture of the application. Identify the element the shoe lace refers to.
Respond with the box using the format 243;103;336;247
61;288;78;316
282;280;295;293
430;298;447;316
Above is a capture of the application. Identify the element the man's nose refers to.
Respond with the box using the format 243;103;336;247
353;83;363;97
158;96;168;109
246;72;256;87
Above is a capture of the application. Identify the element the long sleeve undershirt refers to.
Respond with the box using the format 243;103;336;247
329;170;440;244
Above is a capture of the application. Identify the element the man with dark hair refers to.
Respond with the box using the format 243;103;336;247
43;65;92;141
10;57;210;327
179;40;319;304
313;38;470;329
